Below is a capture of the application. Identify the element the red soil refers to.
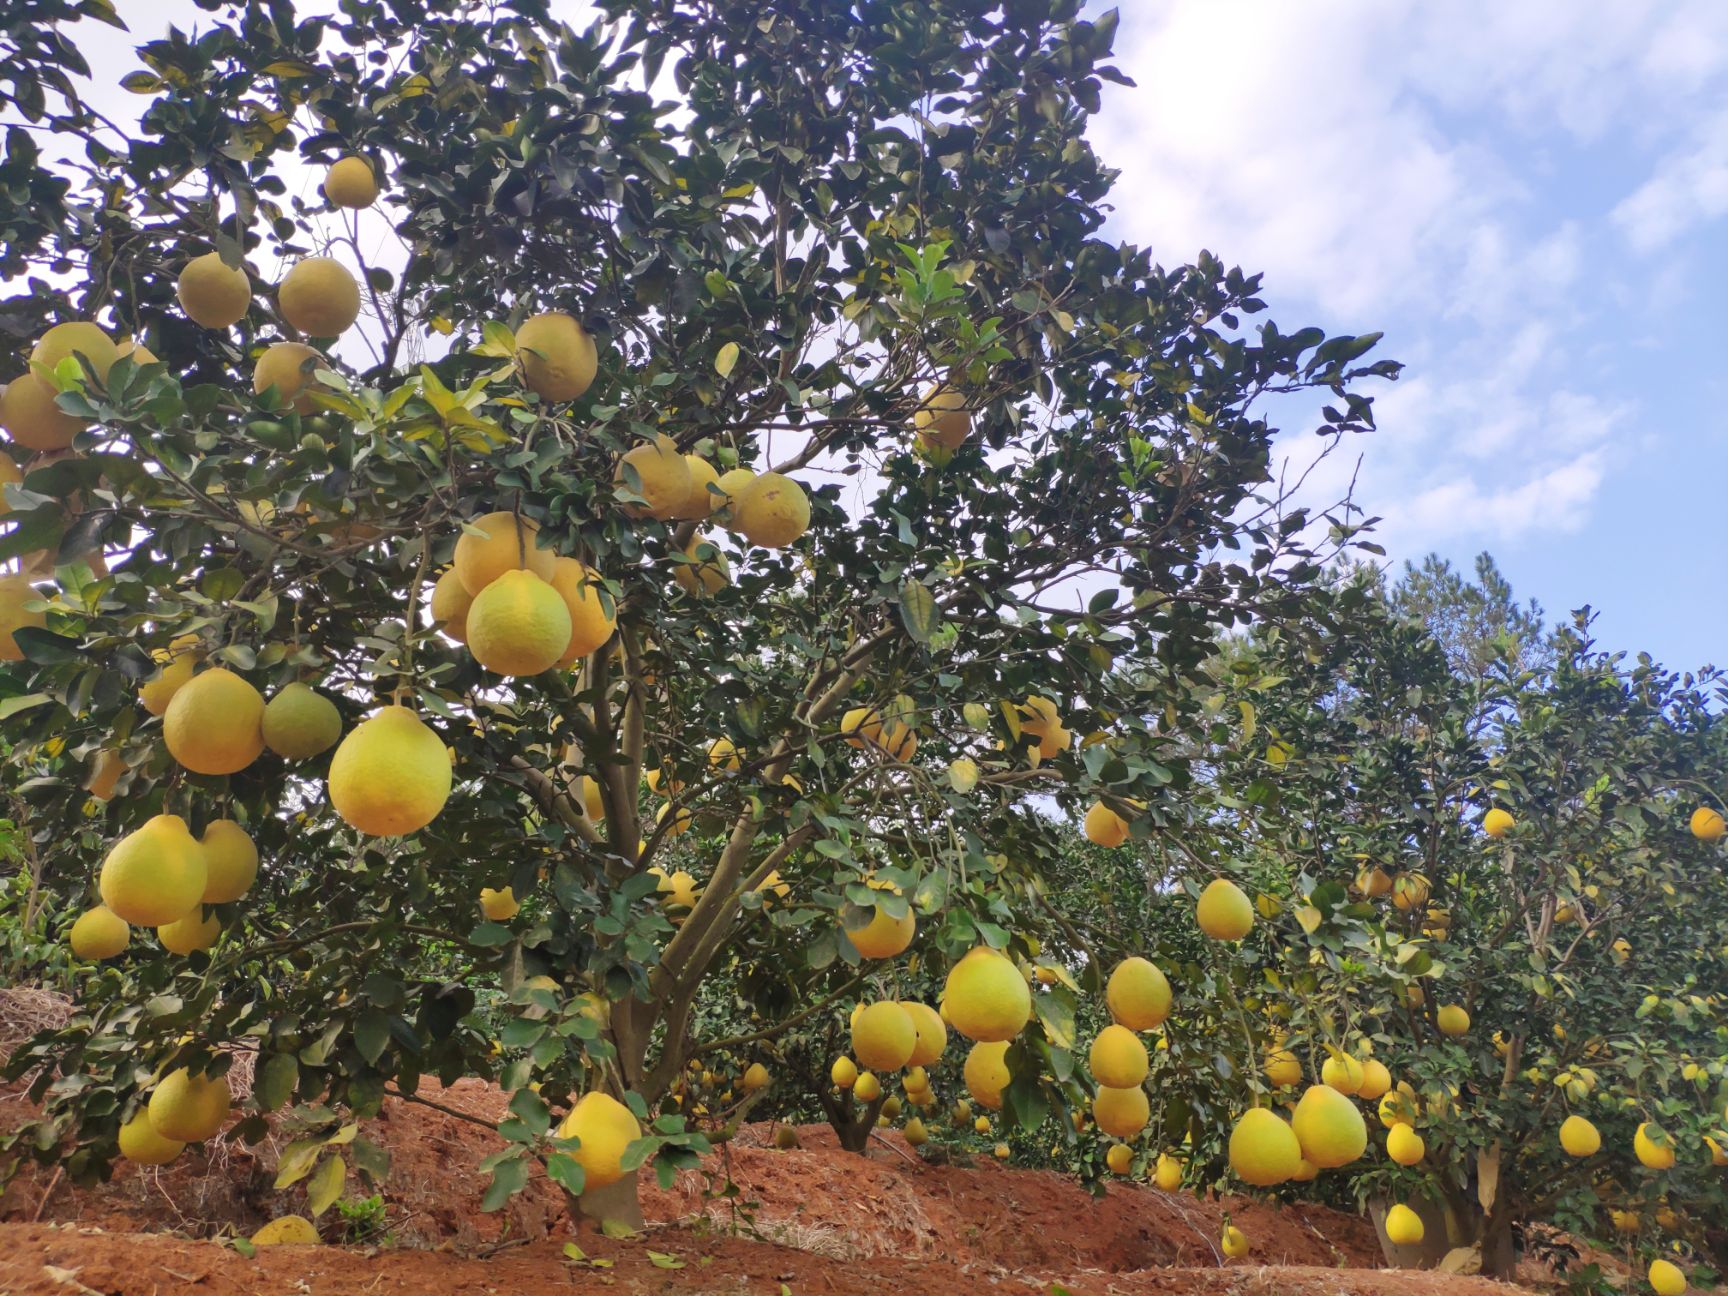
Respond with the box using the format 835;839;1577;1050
1;1078;1544;1296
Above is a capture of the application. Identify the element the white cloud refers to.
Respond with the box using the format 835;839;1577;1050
1091;0;1728;557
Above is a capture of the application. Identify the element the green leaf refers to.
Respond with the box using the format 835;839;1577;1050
253;1053;298;1112
898;578;938;644
306;1153;346;1217
354;1011;391;1065
273;1137;324;1189
481;1154;529;1212
546;1151;586;1196
646;1251;685;1269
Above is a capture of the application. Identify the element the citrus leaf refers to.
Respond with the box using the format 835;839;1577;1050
898;578;937;644
305;1152;345;1216
714;342;740;378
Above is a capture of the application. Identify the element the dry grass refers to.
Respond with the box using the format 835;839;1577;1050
0;988;73;1059
754;1218;863;1261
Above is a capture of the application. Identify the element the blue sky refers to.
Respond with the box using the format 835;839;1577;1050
1093;0;1728;672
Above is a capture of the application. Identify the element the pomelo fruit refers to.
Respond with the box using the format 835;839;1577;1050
158;908;220;955
742;1062;770;1091
912;383;969;450
1153;1152;1183;1191
854;1071;882;1102
0;573;46;661
942;945;1032;1043
1483;807;1514;837
140;634;202;716
548;558;615;663
676;455;722;518
963;1040;1010;1109
1436;1004;1470;1037
1321;1053;1364;1095
0;376;83;450
830;1056;858;1089
1228;1108;1301;1186
1196;878;1253;940
430;567;473;642
278;257;361;337
69;905;129;959
1221;1224;1249;1258
1634;1121;1676;1170
845;904;915;959
86;748;125;801
852;1001;916;1071
515;312;597;402
1691;806;1725;841
164;668;265;775
31;321;118;387
1384;1204;1424;1246
99;814;207;926
176;252;251;329
557;1091;641;1189
453;509;556;596
252;1214;321;1246
148;1067;230;1142
118;1108;185;1164
1084;801;1129;847
480;886;519;920
1292;1084;1367;1168
903;1002;947;1067
262;682;342;759
466;569;572;676
1105;1142;1133;1175
614;434;691;520
199;819;258;902
328;705;451;836
323;156;378;208
733;471;810;548
252;341;323;413
1386;1122;1425;1166
1357;1058;1392;1101
1559;1114;1600;1157
1093;1084;1150;1139
1264;1047;1302;1088
672;533;730;597
1648;1260;1686;1296
1089;1024;1149;1088
1105;956;1171;1030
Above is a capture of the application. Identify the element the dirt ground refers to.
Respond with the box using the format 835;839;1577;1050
1;1077;1551;1296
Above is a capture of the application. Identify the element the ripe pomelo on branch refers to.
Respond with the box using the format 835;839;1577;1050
98;814;208;926
851;1001;916;1071
252;341;323;413
515;311;597;402
549;558;616;662
323;156;379;208
68;906;130;960
843;904;916;959
1229;1107;1302;1186
327;705;452;836
277;257;362;337
0;574;47;661
176;252;252;329
963;1040;1010;1109
261;682;343;760
732;471;810;548
30;321;118;386
557;1091;641;1189
1105;956;1172;1030
614;434;692;521
147;1067;231;1142
454;510;556;596
163;668;266;775
158;908;220;955
0;376;83;450
118;1110;184;1165
199;820;258;903
466;569;572;677
942;945;1032;1042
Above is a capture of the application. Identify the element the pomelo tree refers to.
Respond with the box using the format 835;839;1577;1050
0;0;1401;1231
1182;566;1728;1278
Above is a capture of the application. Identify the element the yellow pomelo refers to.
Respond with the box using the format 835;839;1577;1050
1153;1153;1183;1191
0;573;46;661
840;705;882;748
1264;1047;1302;1088
253;1214;321;1246
1221;1225;1249;1258
454;510;557;596
1195;878;1254;941
1105;957;1171;1030
963;1040;1010;1109
1384;1204;1424;1246
140;634;202;716
707;736;741;771
516;312;597;402
1691;806;1726;841
69;906;129;960
1093;1084;1150;1139
830;1055;858;1089
175;252;251;329
85;748;124;801
854;1072;882;1103
1357;1058;1392;1101
158;908;220;955
614;434;691;520
118;1109;185;1164
1105;1142;1133;1175
1090;1024;1150;1088
1321;1053;1364;1095
1391;873;1431;910
31;321;118;387
1648;1260;1687;1296
1386;1122;1425;1166
0;448;20;511
1559;1114;1600;1157
942;946;1032;1043
1228;1107;1302;1186
0;376;83;450
1634;1122;1676;1169
1436;1005;1470;1037
673;532;730;597
164;668;265;775
467;569;572;676
852;1001;916;1071
742;1062;770;1091
715;467;756;523
845;904;916;959
1482;807;1514;837
117;337;158;365
328;705;452;836
480;886;519;920
1707;1135;1727;1166
199;819;258;903
1292;1084;1367;1168
557;1091;641;1189
904;1002;947;1067
99;814;207;926
430;566;473;642
548;558;615;663
323;155;378;208
1084;801;1129;847
912;383;969;450
677;455;722;518
148;1067;231;1142
733;471;810;548
1356;866;1393;897
904;1116;929;1146
1379;1089;1418;1129
261;682;342;760
574;775;604;821
278;257;361;337
252;341;322;413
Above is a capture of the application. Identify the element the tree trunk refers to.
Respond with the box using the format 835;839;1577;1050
1478;1194;1518;1278
564;1169;646;1234
1370;1185;1481;1268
